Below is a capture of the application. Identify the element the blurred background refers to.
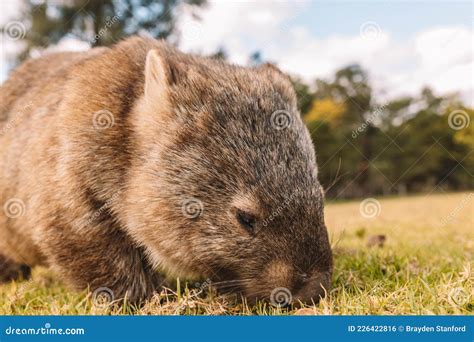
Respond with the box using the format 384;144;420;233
1;0;473;199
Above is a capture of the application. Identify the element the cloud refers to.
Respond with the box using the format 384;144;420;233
1;0;472;107
410;27;473;98
174;0;309;64
175;2;473;106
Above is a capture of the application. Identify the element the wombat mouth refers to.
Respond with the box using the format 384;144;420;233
205;266;244;294
199;268;331;307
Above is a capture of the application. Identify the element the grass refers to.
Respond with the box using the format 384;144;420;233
1;192;472;315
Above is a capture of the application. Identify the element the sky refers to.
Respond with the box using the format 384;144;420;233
1;0;473;106
174;0;474;105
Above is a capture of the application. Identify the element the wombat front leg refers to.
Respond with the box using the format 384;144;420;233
0;254;31;283
39;222;164;305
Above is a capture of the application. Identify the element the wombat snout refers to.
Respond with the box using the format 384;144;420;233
290;271;332;305
240;258;332;306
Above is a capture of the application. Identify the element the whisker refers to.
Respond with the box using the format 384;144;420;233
209;278;253;286
208;280;253;290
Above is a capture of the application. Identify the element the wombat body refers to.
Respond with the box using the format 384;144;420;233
0;37;332;304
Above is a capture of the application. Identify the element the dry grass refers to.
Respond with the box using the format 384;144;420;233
1;192;473;315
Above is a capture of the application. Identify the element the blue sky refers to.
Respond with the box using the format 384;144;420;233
296;1;473;40
176;0;473;105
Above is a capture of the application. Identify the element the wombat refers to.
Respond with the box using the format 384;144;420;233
0;36;332;305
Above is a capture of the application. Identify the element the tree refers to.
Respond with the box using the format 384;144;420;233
292;78;313;115
452;108;474;148
304;98;347;126
311;64;377;196
248;51;263;66
209;47;227;61
5;0;206;61
303;66;473;198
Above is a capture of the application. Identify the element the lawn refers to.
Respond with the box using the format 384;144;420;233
1;192;472;315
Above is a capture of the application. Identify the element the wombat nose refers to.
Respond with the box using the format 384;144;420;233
293;272;331;305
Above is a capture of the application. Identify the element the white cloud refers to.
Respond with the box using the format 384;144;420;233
175;2;474;106
414;27;472;70
410;27;473;99
0;1;24;25
0;1;25;81
174;0;309;64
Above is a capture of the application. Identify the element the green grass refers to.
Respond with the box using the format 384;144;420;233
1;192;473;315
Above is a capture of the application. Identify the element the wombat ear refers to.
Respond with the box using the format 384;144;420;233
144;49;169;100
257;63;297;106
258;63;291;82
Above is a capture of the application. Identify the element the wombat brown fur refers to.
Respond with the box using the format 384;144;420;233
0;36;332;305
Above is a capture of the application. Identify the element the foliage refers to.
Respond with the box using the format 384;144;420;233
5;0;206;60
304;98;347;126
300;66;473;198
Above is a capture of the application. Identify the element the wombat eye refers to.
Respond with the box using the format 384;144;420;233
235;209;257;234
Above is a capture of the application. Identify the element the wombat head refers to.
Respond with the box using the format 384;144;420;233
125;47;332;306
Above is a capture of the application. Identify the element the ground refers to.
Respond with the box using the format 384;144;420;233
1;192;472;315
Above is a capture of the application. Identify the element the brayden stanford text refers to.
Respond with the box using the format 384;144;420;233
404;325;467;333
